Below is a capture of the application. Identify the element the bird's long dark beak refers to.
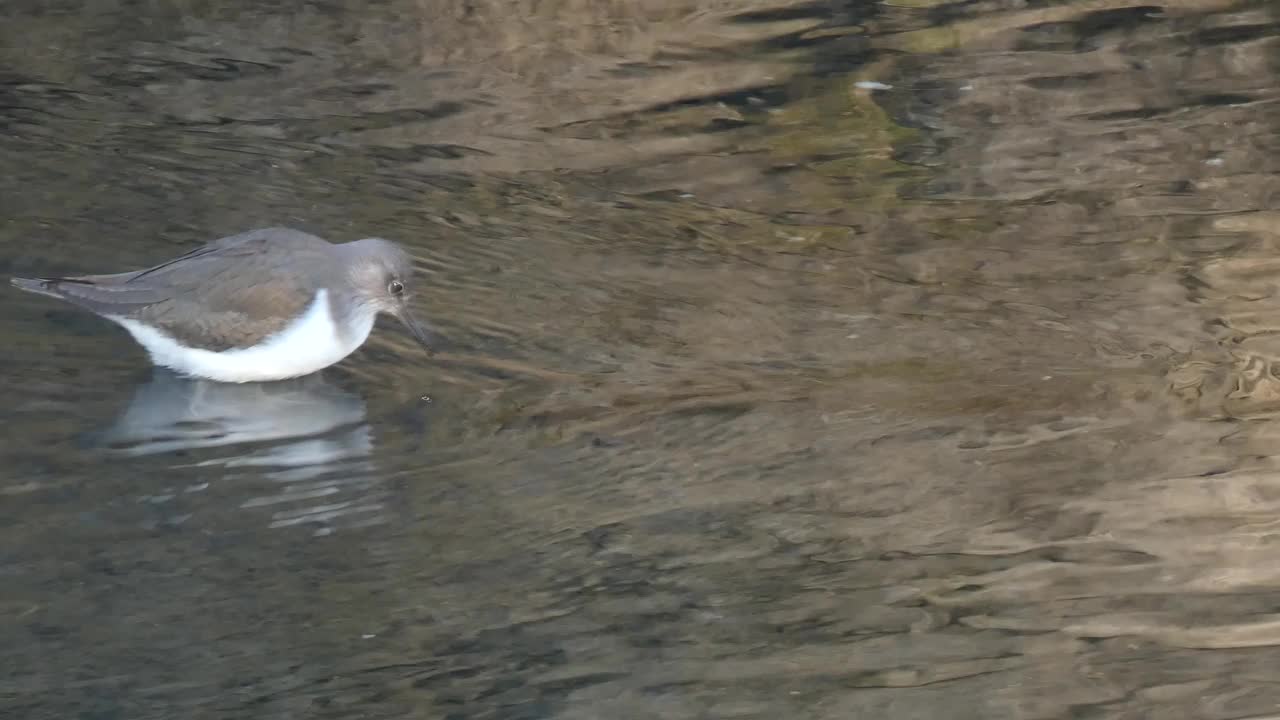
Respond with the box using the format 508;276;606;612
396;307;436;356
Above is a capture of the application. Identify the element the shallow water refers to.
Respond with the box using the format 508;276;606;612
4;1;1280;718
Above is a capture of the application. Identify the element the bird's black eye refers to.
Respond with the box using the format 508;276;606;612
388;280;405;296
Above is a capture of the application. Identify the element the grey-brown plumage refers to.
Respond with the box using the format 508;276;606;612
11;227;435;381
15;228;337;350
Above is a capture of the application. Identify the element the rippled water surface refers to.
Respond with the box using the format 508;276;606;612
5;1;1280;718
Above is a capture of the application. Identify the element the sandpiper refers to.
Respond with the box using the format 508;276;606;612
11;227;435;383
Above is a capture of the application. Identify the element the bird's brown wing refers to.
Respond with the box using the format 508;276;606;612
12;228;336;351
132;274;320;351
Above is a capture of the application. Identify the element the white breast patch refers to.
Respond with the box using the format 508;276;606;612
111;289;376;383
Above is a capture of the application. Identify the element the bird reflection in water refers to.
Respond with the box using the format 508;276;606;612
90;370;387;534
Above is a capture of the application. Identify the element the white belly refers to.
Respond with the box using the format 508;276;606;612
111;289;376;383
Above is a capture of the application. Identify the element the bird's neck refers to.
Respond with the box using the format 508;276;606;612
326;291;378;348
